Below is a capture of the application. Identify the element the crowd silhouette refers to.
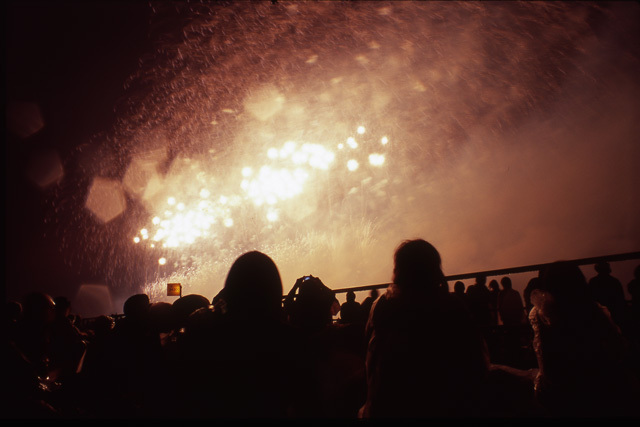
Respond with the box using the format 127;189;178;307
4;240;640;419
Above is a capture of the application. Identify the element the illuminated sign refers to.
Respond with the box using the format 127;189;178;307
167;283;182;297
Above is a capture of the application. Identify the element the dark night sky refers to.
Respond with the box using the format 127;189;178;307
5;1;154;302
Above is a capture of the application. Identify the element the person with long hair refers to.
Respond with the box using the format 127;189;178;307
360;239;489;418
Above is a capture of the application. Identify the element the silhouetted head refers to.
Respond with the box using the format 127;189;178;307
173;294;210;326
525;277;540;292
222;251;283;321
594;262;611;275
123;293;151;321
346;290;356;303
292;275;335;330
489;279;499;292
501;277;513;290
370;288;379;299
392;239;444;291
454;281;465;294
149;302;176;334
22;292;55;325
538;261;590;305
91;315;115;336
475;274;487;287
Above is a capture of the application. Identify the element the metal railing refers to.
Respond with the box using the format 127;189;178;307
78;251;639;327
326;250;640;296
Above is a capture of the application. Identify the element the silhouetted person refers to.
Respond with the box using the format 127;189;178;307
286;275;336;333
360;288;379;322
48;296;87;386
466;274;492;333
523;277;541;315
172;294;210;331
529;261;640;417
179;251;298;418
488;279;500;327
13;292;56;380
497;277;525;367
286;275;367;417
588;262;627;330
360;239;489;418
73;315;114;416
6;292;58;418
79;315;114;377
148;301;177;347
97;293;163;417
340;291;362;324
452;281;470;309
498;277;524;327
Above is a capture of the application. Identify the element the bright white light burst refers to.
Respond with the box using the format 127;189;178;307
133;125;390;262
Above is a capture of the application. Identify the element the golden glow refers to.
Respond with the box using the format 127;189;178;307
132;124;390;267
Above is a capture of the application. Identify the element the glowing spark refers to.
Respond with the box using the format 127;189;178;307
347;137;358;149
168;197;176;206
224;218;234;227
199;189;211;198
280;141;297;158
357;126;366;134
133;237;140;243
303;144;335;169
158;257;167;265
369;153;385;166
152;217;161;225
241;167;253;177
347;159;359;171
292;151;308;165
266;209;279;222
338;143;344;149
381;136;389;145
